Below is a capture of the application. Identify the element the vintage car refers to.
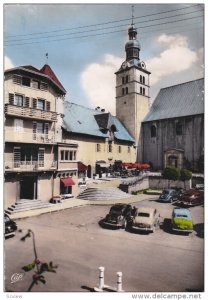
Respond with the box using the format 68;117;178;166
129;206;160;233
4;213;17;237
159;188;183;203
176;189;204;207
102;204;132;228
171;207;193;234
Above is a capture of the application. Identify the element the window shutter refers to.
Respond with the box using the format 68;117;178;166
13;147;21;167
25;97;30;107
13;75;21;85
33;122;37;133
9;93;14;105
45;123;49;135
32;98;37;109
46;101;51;111
40;82;48;91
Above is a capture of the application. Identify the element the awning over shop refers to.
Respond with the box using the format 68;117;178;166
61;177;75;186
78;162;88;172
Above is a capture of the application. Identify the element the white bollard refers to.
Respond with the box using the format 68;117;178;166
98;266;105;290
117;271;124;292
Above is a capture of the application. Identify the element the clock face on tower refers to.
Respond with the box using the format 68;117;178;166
121;61;128;69
140;61;146;69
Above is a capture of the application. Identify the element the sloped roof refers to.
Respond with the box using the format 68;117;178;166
5;64;66;94
40;64;65;92
63;102;134;142
144;78;204;122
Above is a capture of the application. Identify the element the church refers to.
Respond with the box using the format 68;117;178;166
64;20;204;174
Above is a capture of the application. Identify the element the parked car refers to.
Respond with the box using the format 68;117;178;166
129;206;160;233
4;213;17;237
176;189;204;207
102;204;132;228
159;188;183;203
171;207;193;234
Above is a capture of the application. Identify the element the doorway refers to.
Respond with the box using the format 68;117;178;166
20;176;37;200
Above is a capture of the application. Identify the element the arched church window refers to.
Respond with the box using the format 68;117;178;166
126;87;128;94
143;76;145;84
176;121;183;135
140;75;142;83
150;125;157;138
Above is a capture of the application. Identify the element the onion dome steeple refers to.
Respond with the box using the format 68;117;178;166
125;6;141;62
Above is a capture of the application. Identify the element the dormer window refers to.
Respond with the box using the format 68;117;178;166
150;125;157;138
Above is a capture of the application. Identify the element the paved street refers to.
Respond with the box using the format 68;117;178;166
5;197;204;293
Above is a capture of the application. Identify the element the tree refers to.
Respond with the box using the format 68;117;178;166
180;168;192;188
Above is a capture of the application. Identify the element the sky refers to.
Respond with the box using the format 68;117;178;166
3;2;205;115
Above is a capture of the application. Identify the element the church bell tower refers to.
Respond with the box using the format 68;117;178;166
115;16;151;162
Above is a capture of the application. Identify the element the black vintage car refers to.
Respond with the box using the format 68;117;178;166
102;204;132;229
4;213;17;238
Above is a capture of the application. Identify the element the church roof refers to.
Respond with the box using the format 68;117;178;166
143;78;204;122
63;102;135;142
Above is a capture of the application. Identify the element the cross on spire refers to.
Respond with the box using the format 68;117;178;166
131;5;134;26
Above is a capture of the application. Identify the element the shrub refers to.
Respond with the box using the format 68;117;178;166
163;165;180;181
180;168;192;181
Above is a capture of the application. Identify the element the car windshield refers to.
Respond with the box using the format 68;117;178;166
162;190;169;195
175;214;189;219
137;212;150;217
110;206;123;213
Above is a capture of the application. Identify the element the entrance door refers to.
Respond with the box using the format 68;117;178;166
20;176;37;200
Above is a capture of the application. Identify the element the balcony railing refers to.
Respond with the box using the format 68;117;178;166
5;160;57;172
5;130;55;144
5;104;57;122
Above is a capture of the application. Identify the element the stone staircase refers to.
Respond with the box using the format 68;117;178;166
5;199;53;215
77;187;133;201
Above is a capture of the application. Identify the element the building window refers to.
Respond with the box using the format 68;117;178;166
37;99;45;110
33;122;48;134
22;77;31;87
128;146;131;153
14;94;24;106
143;88;145;95
60;150;77;161
126;75;128;83
140;75;142;83
118;146;122;153
176;122;183;135
122;77;125;84
32;80;40;89
140;87;142;94
108;144;112;153
61;150;64;160
126;87;128;94
96;144;101;152
122;88;125;96
150;125;157;138
143;76;145;84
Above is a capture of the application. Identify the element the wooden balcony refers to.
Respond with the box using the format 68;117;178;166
5;104;57;122
5;160;57;172
5;130;55;144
